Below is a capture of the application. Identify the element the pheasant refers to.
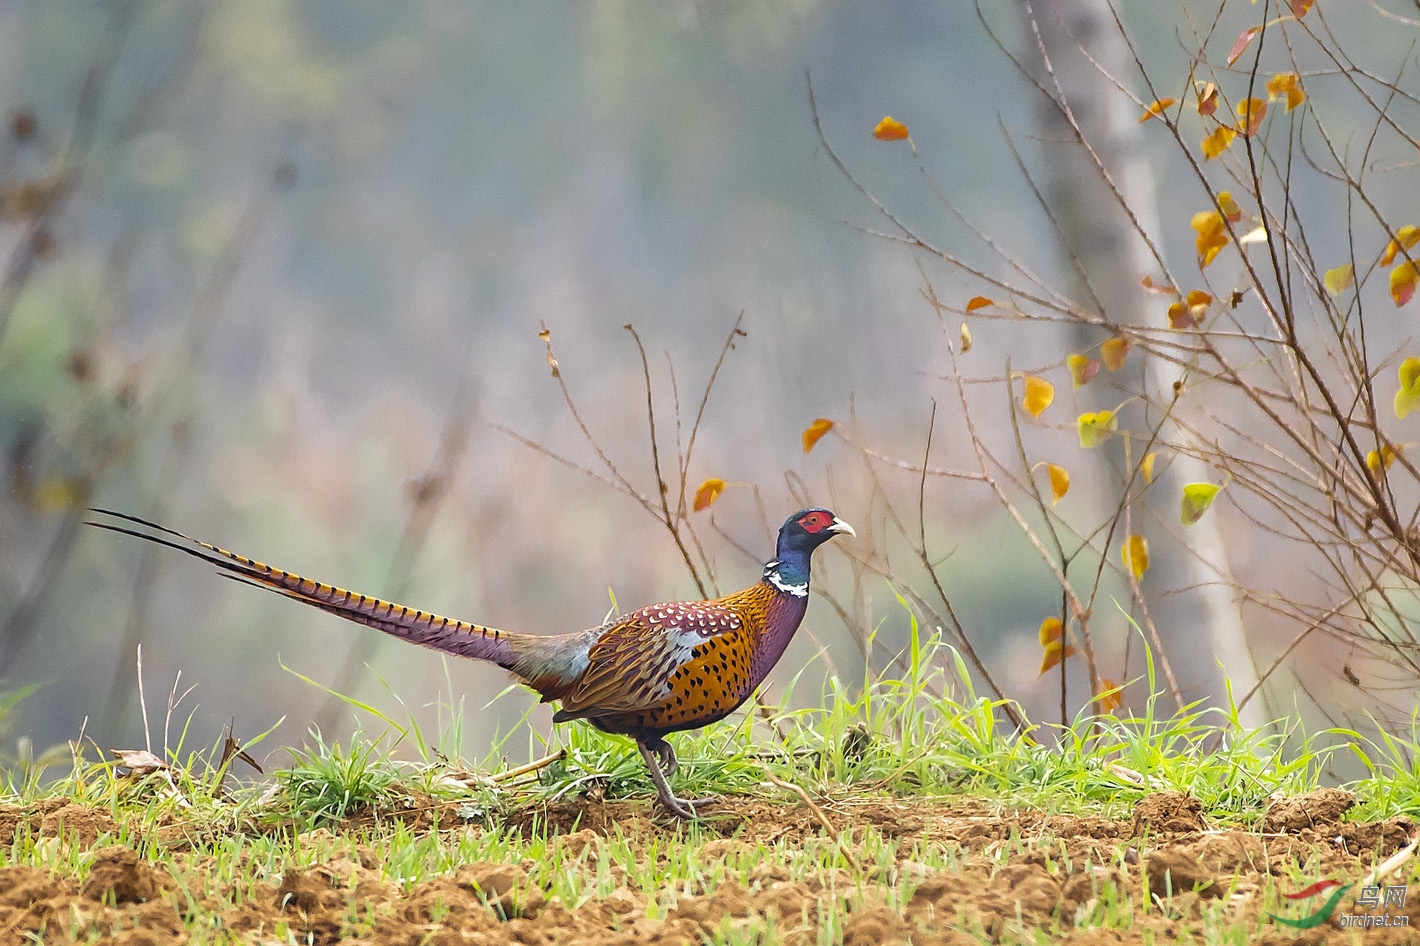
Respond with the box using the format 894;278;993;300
88;506;854;817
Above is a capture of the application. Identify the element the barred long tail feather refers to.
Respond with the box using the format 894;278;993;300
87;508;526;668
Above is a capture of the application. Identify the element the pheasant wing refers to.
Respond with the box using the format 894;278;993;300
557;601;744;717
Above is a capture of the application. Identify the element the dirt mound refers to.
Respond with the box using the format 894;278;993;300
1;791;1415;944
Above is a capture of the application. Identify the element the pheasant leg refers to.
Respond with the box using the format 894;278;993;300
637;740;716;819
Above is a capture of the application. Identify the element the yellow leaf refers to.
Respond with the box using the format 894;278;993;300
693;477;726;512
1236;97;1267;137
1202;125;1236;160
1122;534;1150;579
1022;375;1055;417
1095;679;1123;713
1067;354;1100;389
1140;452;1157;483
1381;225;1420;266
1046;463;1070;504
1101;337;1132;371
1266;72;1305;111
1324;264;1354;296
1038;616;1063;645
802;418;835;453
1039;640;1076;675
1197;82;1219;117
1367;445;1397;475
1077;410;1118;448
959;322;973;352
1192;210;1229;269
1180;482;1222;526
1138;98;1176;123
872;116;909;140
1392;261;1420;307
537;328;552;342
1395;357;1420;419
965;295;993;311
1217;191;1242;222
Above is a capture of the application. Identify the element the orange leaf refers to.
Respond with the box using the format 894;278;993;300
1038;617;1063;645
1266;73;1305;111
1140;275;1180;296
1096;679;1124;714
1167;301;1192;329
1392;261;1420;307
1022;375;1055;417
1202;125;1236;160
1227;25;1263;67
1381;225;1420;266
872;116;909;141
1122;534;1150;579
1047;463;1070;504
1236;97;1268;137
965;295;993;311
1291;0;1314;17
1039;640;1077;675
693;478;726;512
1101;337;1132;371
802;418;835;454
1197;82;1219;117
1138;98;1176;124
1068;354;1100;389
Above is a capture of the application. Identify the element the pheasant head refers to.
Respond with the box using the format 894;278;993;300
762;507;855;597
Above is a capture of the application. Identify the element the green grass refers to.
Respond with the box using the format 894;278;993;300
4;629;1420;944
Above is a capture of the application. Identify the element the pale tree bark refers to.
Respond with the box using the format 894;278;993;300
1017;0;1267;730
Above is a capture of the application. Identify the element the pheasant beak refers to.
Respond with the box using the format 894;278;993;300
827;517;856;537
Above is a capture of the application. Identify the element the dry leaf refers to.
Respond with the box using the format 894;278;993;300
1022;375;1055;417
1138;99;1176;124
1227;25;1263;67
872;116;909;140
1392;261;1420;307
1077;410;1118;448
1101;337;1132;371
1047;463;1070;504
1324;264;1354;296
1068;354;1100;389
1180;482;1222;526
802;418;835;453
1122;534;1150;579
693;478;726;512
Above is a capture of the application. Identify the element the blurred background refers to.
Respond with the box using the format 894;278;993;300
1;1;1414;772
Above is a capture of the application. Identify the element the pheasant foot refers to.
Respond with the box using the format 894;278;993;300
637;740;717;819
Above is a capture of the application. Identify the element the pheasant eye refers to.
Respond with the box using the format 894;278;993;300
800;512;826;532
